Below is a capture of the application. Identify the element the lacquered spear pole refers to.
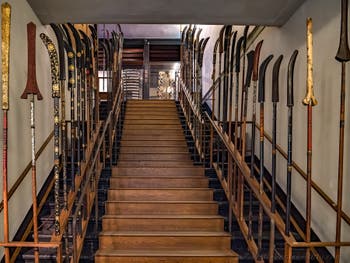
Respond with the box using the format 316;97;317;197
335;0;350;261
257;54;274;254
89;25;100;125
61;24;77;193
40;33;61;235
302;18;318;262
21;22;43;263
210;38;220;167
68;23;83;172
1;4;11;262
285;50;298;235
271;55;283;213
233;36;244;209
227;30;237;234
248;40;263;240
222;25;232;133
51;23;67;209
217;26;226;123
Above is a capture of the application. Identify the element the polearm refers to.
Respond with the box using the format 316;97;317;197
80;30;93;143
271;55;283;213
40;33;61;235
232;36;244;207
302;17;318;262
335;0;350;261
257;54;274;251
51;23;67;209
61;24;76;191
20;22;43;263
239;26;249;147
285;50;298;235
68;23;83;172
1;3;11;262
222;25;232;133
248;40;263;240
89;25;99;125
217;26;225;123
210;38;220;167
228;31;237;141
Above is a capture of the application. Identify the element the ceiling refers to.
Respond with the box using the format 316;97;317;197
27;0;306;26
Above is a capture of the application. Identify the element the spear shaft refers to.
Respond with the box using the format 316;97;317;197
303;18;318;262
334;0;350;261
1;3;11;262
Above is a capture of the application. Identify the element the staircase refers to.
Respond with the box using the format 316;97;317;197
94;100;238;262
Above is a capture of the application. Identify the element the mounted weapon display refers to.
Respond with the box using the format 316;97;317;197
20;22;43;263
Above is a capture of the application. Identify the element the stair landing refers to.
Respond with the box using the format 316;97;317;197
94;100;238;263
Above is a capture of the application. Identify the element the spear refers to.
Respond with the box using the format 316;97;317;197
257;54;274;252
222;25;232;133
228;31;237;141
335;0;350;261
285;50;298;235
302;17;318;262
20;22;43;263
271;55;283;213
40;33;61;235
1;3;11;262
248;40;263;240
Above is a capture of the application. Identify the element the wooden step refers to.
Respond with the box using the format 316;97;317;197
109;176;208;188
127;100;175;104
99;231;231;250
117;161;194;167
120;140;188;147
126;107;178;112
108;188;213;201
122;132;185;138
124;115;179;120
123;119;181;125
123;124;183;130
125;111;178;116
118;153;191;161
95;249;238;263
113;167;205;177
120;146;188;153
127;104;176;109
105;201;218;215
102;215;224;231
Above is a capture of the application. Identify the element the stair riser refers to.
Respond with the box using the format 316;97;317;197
123;120;181;125
99;236;231;250
120;146;188;153
109;178;208;188
121;135;185;140
120;140;187;147
123;125;183;130
124;116;179;120
95;256;238;263
122;130;184;136
113;167;204;177
102;218;224;231
118;154;191;161
106;203;218;215
108;189;213;201
117;161;194;167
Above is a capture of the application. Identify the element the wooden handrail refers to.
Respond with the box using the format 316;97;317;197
255;122;350;226
0;130;54;212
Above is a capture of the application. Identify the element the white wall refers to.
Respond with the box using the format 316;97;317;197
198;0;350;261
0;0;56;258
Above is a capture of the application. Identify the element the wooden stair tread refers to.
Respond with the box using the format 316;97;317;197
102;215;223;219
96;249;238;257
109;188;212;191
111;176;206;179
99;231;231;237
106;200;217;204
